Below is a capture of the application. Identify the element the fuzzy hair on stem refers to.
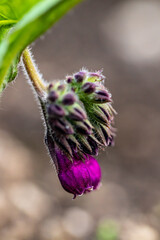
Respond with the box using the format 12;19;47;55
22;47;47;98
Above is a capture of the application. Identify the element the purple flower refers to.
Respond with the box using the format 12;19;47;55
46;134;101;199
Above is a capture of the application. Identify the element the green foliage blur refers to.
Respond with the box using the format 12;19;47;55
0;0;82;92
97;220;118;240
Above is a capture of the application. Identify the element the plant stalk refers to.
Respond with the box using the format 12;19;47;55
22;48;46;97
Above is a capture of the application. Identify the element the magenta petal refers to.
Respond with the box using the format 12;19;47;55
55;148;101;198
46;134;101;198
58;162;92;197
85;155;101;190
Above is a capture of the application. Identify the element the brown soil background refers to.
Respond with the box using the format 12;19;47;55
0;0;160;239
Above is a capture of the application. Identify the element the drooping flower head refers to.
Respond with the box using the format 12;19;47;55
42;69;116;198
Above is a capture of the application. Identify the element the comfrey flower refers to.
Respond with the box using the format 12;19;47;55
41;69;116;198
22;49;115;198
46;133;101;199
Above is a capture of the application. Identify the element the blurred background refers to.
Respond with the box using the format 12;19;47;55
1;0;160;239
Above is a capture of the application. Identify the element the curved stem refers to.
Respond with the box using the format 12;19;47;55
22;48;46;97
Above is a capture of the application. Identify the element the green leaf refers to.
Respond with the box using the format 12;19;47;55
0;0;41;21
0;0;82;92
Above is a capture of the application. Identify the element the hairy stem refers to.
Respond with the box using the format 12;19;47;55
22;48;46;97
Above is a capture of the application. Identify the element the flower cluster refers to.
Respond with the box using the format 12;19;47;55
66;70;116;148
43;69;116;198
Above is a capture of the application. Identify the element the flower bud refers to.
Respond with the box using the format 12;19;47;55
51;119;74;135
66;76;73;83
67;135;79;153
58;83;65;91
62;93;76;105
93;125;108;146
75;120;92;135
92;106;110;125
74;71;86;83
91;90;112;103
77;135;93;155
88;70;105;81
40;67;117;198
87;136;99;156
48;83;54;90
57;149;101;198
100;125;115;147
47;104;65;118
82;82;96;94
55;135;73;157
98;106;110;121
68;107;87;121
45;133;101;198
48;90;58;102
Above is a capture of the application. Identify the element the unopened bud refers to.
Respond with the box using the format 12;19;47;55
78;135;93;155
100;125;115;147
67;135;79;152
57;151;101;198
56;136;73;157
47;104;65;118
52;119;74;135
66;76;73;83
75;120;92;135
93;106;110;125
68;107;87;121
58;84;65;91
93;126;107;146
92;90;111;103
45;133;101;198
82;82;96;94
48;83;54;90
62;93;76;105
48;90;58;102
87;136;99;156
74;72;85;83
88;70;105;81
98;106;110;121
